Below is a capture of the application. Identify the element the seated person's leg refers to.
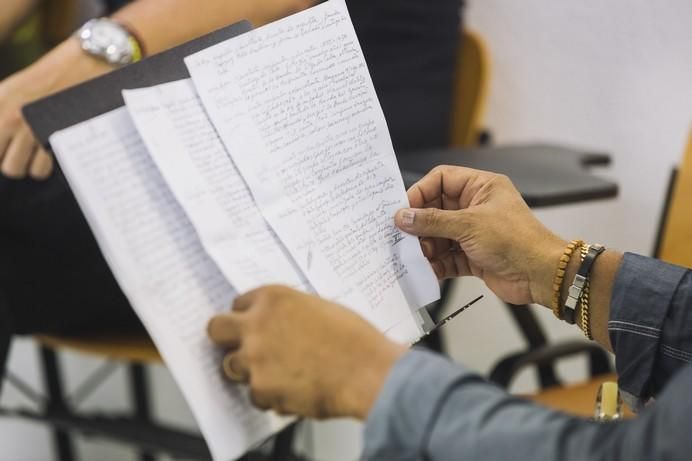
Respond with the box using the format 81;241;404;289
0;168;144;340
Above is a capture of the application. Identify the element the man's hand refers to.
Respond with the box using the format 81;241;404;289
395;165;566;307
0;39;112;180
207;286;405;420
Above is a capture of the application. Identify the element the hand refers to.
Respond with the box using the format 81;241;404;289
395;166;566;306
0;69;54;179
0;39;113;180
207;285;405;420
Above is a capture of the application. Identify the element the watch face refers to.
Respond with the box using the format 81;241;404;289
92;22;128;48
80;19;132;64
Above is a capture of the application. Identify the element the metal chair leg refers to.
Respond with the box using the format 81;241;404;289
504;303;560;388
40;346;76;461
129;364;155;461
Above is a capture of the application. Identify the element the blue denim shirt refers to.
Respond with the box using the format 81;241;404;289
363;253;692;460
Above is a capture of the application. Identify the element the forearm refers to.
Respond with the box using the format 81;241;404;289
8;0;316;102
364;349;692;461
111;0;316;55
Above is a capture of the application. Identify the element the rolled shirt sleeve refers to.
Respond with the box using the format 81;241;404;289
609;252;692;410
362;253;692;459
363;348;692;460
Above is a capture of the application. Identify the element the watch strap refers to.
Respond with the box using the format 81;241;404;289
116;19;145;62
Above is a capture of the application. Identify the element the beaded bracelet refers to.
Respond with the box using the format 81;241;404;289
551;240;583;319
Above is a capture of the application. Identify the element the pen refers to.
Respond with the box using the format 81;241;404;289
414;295;484;344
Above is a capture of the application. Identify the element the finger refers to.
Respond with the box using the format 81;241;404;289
449;252;472;277
408;165;500;211
395;207;465;240
273;396;293;417
406;166;471;208
0;130;11;161
29;147;54;180
420;237;452;260
232;289;261;312
222;352;250;383
207;313;243;348
249;388;272;411
420;238;436;259
430;259;448;279
438;253;460;279
2;127;36;178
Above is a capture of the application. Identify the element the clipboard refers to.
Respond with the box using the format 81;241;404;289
22;20;252;150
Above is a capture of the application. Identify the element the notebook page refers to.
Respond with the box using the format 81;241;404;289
186;0;439;342
50;107;285;461
123;79;310;294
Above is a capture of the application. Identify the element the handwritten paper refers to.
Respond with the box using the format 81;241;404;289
50;108;285;461
123;79;310;293
186;0;439;342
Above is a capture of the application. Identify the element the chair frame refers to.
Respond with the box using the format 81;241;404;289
1;346;300;460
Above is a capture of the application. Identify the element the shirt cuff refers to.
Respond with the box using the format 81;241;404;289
362;348;472;460
609;252;687;410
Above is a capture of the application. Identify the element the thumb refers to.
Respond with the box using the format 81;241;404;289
395;208;464;239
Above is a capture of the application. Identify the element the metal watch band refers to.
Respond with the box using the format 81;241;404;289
562;243;606;324
117;20;145;61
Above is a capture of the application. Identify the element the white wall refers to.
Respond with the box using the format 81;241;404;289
1;1;691;460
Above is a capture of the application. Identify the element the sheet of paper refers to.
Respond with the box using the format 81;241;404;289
50;107;285;461
122;79;310;294
186;0;439;342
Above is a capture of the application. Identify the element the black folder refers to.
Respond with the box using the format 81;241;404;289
23;20;252;149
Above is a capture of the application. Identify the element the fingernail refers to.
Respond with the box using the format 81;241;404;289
400;209;416;227
207;317;221;338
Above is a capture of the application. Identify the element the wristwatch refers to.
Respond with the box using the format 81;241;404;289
76;18;143;66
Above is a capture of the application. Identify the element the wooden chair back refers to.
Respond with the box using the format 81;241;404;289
657;131;692;268
450;29;491;147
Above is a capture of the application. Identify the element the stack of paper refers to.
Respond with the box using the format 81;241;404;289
48;1;439;459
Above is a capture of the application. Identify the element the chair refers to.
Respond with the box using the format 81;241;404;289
528;375;632;419
655;130;692;268
2;333;301;460
450;29;491;148
493;130;692;416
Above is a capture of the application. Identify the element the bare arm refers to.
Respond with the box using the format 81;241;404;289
0;0;316;180
112;0;315;55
